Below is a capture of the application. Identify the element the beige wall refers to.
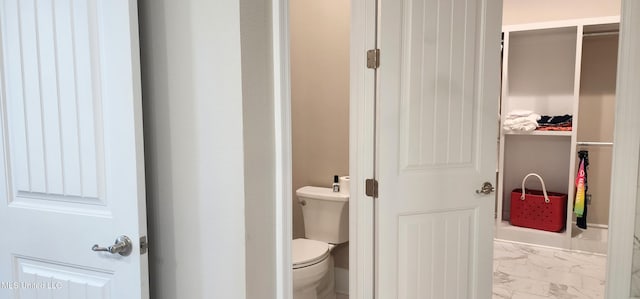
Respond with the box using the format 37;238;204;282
290;0;350;268
577;35;618;226
503;0;621;25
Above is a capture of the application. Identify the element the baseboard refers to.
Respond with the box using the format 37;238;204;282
334;267;349;295
571;221;608;229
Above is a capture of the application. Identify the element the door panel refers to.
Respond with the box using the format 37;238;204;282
14;256;113;298
377;0;502;297
399;0;479;169
4;0;106;212
0;1;148;298
5;0;103;198
397;209;475;298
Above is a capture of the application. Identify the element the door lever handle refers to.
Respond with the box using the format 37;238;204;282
92;235;133;256
475;182;495;195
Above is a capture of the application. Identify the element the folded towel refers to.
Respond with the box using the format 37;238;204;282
503;114;541;126
505;110;535;119
503;122;538;132
503;111;541;132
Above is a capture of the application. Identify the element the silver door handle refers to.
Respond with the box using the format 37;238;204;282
92;235;133;256
475;182;495;195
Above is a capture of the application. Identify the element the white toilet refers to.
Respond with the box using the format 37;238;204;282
293;185;349;299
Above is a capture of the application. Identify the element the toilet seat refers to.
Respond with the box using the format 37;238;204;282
292;238;330;269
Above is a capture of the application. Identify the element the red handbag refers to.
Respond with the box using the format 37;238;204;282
510;173;568;232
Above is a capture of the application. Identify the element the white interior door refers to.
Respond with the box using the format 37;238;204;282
0;1;148;298
376;0;502;298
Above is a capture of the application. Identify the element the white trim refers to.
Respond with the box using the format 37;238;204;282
606;1;640;298
502;16;620;32
273;0;293;298
349;0;376;298
571;222;609;230
565;24;584;249
498;239;607;257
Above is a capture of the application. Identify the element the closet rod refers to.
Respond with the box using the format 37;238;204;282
576;141;614;146
583;31;619;37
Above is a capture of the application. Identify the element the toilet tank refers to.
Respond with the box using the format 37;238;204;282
297;186;349;244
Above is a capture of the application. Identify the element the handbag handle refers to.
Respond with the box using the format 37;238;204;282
521;173;550;203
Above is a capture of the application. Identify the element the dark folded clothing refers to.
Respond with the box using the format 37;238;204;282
538;121;572;127
538;114;572;125
536;115;573;132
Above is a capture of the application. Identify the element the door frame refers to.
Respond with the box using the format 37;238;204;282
606;0;640;297
348;0;377;297
272;0;640;298
272;0;293;298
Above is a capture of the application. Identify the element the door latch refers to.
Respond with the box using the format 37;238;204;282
365;178;378;197
140;236;148;254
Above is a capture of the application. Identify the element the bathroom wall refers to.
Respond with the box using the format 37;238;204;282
503;0;621;25
290;0;350;269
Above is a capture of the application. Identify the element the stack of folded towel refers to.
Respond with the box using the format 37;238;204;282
503;110;541;132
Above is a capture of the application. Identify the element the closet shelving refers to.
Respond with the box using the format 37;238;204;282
495;16;619;251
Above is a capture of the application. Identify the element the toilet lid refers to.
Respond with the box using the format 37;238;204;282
292;239;330;269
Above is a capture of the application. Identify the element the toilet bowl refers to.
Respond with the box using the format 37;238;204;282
292;239;336;299
293;185;348;299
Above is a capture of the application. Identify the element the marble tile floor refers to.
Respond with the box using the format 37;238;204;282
493;240;606;299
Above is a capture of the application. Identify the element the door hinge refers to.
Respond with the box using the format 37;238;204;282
140;236;148;254
365;178;378;198
367;49;380;69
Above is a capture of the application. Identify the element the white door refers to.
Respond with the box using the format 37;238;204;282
376;0;502;298
0;1;148;298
